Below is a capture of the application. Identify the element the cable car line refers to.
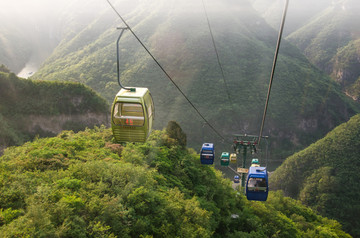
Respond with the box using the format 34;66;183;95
227;165;241;176
201;0;242;132
258;0;289;145
106;0;226;141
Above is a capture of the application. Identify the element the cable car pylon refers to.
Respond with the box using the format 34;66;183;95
232;0;289;201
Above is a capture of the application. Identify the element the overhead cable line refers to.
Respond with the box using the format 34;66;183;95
258;0;289;145
106;0;226;141
201;0;242;132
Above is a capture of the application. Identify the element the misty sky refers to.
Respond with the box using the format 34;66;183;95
2;0;358;32
2;0;358;13
1;0;69;13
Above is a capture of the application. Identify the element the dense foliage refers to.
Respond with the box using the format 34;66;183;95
0;126;350;237
31;0;360;165
0;69;108;151
271;114;360;237
165;120;187;148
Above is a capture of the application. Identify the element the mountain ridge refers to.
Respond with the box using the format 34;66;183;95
0;66;109;154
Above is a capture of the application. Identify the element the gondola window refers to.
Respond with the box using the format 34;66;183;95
113;103;144;126
247;178;267;192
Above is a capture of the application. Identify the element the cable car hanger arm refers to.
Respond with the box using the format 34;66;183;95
116;27;134;91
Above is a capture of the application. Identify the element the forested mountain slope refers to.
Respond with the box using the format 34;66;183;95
331;38;360;101
31;0;360;165
0;66;108;154
270;114;360;237
0;125;351;237
287;0;360;101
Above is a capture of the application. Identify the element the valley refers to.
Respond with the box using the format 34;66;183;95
1;0;360;237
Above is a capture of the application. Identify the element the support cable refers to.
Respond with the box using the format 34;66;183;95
201;0;242;132
258;0;289;145
106;0;226;141
227;165;241;176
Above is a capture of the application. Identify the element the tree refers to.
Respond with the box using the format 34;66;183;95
165;121;187;147
0;65;11;73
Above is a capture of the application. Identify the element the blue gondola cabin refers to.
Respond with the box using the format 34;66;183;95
234;175;240;183
246;166;269;201
200;143;215;165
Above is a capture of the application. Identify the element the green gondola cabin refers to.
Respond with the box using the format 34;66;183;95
111;87;154;143
251;158;260;167
220;152;230;166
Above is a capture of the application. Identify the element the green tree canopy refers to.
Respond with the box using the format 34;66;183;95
0;126;350;237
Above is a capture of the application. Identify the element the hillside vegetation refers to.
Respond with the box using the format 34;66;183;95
287;0;360;101
0;66;108;153
32;0;360;164
270;114;360;237
0;125;351;237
